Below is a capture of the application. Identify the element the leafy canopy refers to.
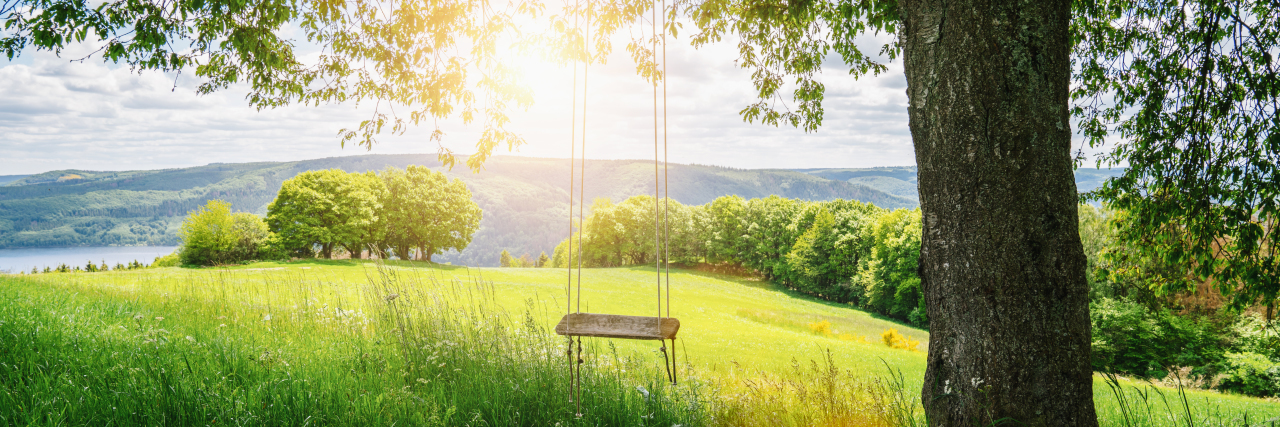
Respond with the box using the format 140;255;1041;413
379;165;481;262
1073;0;1280;309
267;168;382;258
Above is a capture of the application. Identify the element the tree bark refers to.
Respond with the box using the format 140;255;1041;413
897;0;1096;424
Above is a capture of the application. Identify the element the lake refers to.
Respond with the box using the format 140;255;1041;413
0;246;179;274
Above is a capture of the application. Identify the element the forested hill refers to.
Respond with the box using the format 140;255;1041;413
0;155;915;266
794;166;1127;202
0;175;30;186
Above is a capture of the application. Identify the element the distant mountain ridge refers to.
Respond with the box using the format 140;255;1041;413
0;155;916;266
793;166;1126;202
0;175;31;186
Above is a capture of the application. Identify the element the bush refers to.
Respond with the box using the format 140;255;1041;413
152;252;180;267
1217;352;1280;397
880;329;920;352
1090;298;1226;379
179;200;277;266
1229;313;1280;359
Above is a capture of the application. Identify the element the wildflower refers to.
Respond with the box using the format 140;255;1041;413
154;317;164;321
133;315;143;321
880;329;921;351
807;320;833;336
263;314;272;321
385;293;399;302
218;324;227;328
185;336;195;342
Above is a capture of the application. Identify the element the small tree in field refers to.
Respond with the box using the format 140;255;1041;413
499;249;513;267
537;252;549;268
180;199;275;266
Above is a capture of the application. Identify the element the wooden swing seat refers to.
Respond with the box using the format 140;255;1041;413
555;313;680;340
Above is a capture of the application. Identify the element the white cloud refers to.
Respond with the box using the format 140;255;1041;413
0;31;917;176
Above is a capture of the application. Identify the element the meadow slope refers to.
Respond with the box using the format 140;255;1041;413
4;262;1280;426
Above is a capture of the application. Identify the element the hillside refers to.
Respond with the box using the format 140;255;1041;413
0;175;29;186
0;155;915;266
794;166;1127;202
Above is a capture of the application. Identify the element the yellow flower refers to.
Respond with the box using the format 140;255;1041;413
806;320;833;336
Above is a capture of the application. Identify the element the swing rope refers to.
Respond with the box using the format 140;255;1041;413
652;0;676;386
661;0;675;384
566;0;589;415
564;0;677;413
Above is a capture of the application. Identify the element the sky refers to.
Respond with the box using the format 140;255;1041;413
1;22;920;176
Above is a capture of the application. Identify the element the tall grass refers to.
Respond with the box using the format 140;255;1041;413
1098;371;1280;427
0;264;703;426
702;350;921;427
362;265;703;425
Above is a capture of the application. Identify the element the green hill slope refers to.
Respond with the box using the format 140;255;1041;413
5;262;1279;425
0;155;916;266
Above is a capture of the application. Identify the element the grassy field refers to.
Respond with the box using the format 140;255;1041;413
1;260;1278;426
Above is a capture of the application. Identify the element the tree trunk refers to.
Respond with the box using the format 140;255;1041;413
897;0;1095;424
393;245;408;261
343;244;362;259
322;243;333;259
425;245;434;263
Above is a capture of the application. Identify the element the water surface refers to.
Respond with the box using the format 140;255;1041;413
0;246;178;273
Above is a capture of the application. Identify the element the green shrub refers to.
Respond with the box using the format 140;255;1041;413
179;200;277;266
1090;297;1226;379
255;233;290;261
1217;352;1280;397
152;252;180;267
1229;313;1280;360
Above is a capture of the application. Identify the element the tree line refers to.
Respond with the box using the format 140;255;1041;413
176;166;481;266
19;259;152;274
549;195;925;327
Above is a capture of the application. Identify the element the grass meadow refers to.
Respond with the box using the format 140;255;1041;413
1;260;1278;426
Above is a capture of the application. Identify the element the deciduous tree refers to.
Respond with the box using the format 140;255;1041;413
380;166;482;262
267;169;380;259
